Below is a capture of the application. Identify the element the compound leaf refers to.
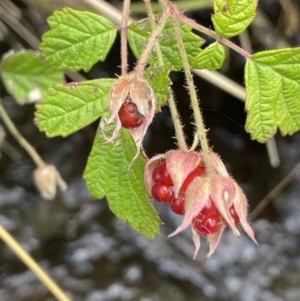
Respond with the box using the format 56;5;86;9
35;79;115;137
84;127;161;239
245;48;300;142
128;19;204;71
193;42;225;70
212;0;258;38
1;50;64;104
40;8;117;72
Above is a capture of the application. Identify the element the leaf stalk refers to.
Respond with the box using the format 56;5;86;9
121;0;131;75
134;12;169;77
177;11;251;59
167;1;214;175
144;0;188;151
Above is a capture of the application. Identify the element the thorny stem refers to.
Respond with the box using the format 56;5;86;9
0;98;45;168
177;11;251;59
134;12;169;77
168;3;214;175
120;0;131;75
144;0;187;151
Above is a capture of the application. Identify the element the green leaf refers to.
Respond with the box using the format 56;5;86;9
128;19;204;71
144;65;170;110
35;79;115;137
245;48;300;142
212;0;258;38
84;127;161;239
40;8;117;72
193;42;225;70
1;50;64;104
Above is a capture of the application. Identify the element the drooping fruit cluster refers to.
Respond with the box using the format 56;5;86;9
150;159;240;235
145;150;257;259
118;101;144;129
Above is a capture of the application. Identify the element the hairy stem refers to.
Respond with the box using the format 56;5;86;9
134;12;169;77
169;5;213;174
177;11;251;59
158;0;168;10
144;0;187;151
120;0;131;75
0;99;45;167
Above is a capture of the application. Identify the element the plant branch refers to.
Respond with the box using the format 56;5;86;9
144;0;187;151
134;12;169;77
168;2;213;174
176;10;251;59
249;161;300;221
0;98;45;167
82;0;280;168
120;0;131;75
0;225;71;301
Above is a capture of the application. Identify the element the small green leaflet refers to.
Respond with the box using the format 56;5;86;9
128;19;205;71
193;42;225;70
84;127;161;239
212;0;257;38
40;8;117;72
245;48;300;142
144;65;170;110
1;50;64;104
35;79;115;137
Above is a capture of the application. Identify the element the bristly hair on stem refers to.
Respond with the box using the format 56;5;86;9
164;0;214;175
120;0;131;75
143;0;188;151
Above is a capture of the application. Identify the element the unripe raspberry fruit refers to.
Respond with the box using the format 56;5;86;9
118;102;144;128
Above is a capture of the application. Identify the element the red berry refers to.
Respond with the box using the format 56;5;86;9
118;102;143;129
170;195;185;215
152;160;173;185
222;205;240;226
229;205;240;225
151;183;174;203
168;164;206;215
201;199;217;215
181;165;206;193
193;212;221;235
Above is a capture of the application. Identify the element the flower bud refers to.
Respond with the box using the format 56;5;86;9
33;164;67;200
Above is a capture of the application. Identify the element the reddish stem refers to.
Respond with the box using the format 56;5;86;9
120;0;131;75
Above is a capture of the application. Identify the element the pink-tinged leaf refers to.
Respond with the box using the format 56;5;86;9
129;78;152;116
168;178;210;237
210;152;230;177
210;176;240;236
192;227;201;260
101;117;122;144
205;225;226;260
166;150;202;197
128;78;156;165
233;182;258;244
109;76;132;121
144;154;166;193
